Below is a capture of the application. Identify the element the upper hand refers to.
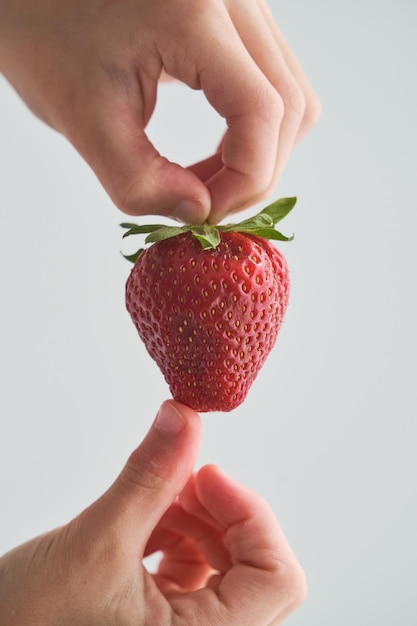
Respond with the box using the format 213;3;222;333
0;400;306;625
0;0;320;224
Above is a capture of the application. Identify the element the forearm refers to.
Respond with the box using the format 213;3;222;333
0;0;16;74
0;1;41;99
0;0;77;127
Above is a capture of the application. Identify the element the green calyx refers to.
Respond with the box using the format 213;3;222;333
120;196;296;263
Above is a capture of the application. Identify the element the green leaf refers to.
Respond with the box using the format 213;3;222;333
145;225;190;244
221;213;274;233
119;196;297;263
191;225;221;249
120;222;142;230
121;223;168;239
121;248;144;264
246;228;294;241
260;197;297;225
218;198;296;240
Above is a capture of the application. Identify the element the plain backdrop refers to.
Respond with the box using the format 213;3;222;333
1;1;416;624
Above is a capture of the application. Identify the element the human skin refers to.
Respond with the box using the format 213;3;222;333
0;0;320;224
0;400;307;625
0;2;316;622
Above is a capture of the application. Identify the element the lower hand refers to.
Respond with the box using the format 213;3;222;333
0;400;306;625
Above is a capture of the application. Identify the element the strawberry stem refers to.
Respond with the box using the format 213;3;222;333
120;196;296;262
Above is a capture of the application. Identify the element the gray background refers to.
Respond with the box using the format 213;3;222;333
1;1;416;624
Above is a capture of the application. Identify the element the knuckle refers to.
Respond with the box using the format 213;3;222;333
303;89;322;129
111;175;143;216
120;451;169;495
274;558;308;607
290;564;309;606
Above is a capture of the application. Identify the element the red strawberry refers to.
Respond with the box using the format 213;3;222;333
122;197;296;412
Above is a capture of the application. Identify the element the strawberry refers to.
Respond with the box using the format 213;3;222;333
122;197;296;412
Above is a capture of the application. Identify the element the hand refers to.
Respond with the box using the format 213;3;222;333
0;400;306;625
0;0;320;224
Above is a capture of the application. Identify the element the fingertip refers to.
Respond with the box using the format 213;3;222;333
172;196;211;225
196;464;237;493
196;463;224;484
194;464;273;532
153;399;202;437
125;399;202;487
112;163;212;224
168;399;202;423
153;400;187;436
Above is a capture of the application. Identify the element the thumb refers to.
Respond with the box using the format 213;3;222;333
85;400;202;547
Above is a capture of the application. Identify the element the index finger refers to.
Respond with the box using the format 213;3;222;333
172;465;307;625
198;37;283;223
202;53;283;223
159;1;283;223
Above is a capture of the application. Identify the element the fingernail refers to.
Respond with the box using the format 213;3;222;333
154;402;186;435
173;199;208;224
